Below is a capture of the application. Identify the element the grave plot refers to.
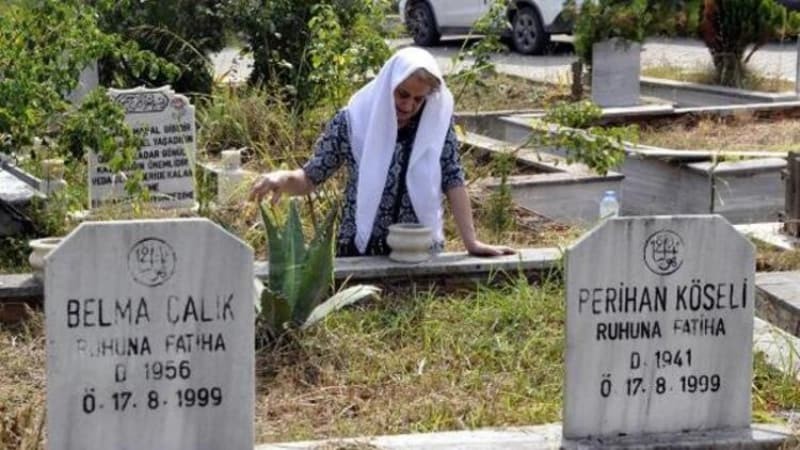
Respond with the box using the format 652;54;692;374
460;132;623;224
461;103;800;225
640;76;800;108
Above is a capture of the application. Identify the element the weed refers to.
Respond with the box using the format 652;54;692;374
485;153;515;239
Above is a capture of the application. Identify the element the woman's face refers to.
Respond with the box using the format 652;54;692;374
394;75;433;127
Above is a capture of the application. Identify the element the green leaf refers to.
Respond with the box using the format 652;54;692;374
260;288;292;333
291;204;336;325
259;202;286;293
279;200;307;311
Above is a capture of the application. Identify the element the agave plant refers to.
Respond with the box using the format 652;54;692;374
257;200;379;336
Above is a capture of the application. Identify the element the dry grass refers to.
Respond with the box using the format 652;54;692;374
0;311;46;450
449;72;572;113
638;112;800;153
642;64;796;93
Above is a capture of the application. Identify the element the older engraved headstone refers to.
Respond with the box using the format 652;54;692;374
564;215;755;440
45;219;254;450
89;86;196;209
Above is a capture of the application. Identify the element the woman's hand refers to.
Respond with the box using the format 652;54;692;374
249;169;314;203
465;240;516;257
249;172;287;204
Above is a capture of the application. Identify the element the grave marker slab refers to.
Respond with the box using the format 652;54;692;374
564;215;755;440
89;86;196;209
45;219;253;450
591;39;641;108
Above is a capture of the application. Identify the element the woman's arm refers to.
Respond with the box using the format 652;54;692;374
249;110;350;203
446;185;515;256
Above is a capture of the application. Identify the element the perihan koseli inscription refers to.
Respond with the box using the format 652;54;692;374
88;86;196;210
564;215;755;440
45;219;254;450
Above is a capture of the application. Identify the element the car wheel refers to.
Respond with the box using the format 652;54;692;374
511;7;549;55
406;2;440;47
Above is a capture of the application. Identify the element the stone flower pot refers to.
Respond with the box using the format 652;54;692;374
386;223;433;263
28;237;63;282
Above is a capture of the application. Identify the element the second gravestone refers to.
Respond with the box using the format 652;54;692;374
564;216;755;441
45;219;253;450
89;86;196;210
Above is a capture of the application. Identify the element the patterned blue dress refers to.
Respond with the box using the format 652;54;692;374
302;109;465;257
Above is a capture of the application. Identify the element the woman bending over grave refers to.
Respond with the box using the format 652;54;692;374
249;47;515;258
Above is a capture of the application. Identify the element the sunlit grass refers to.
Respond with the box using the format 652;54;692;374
638;113;800;153
643;64;795;93
448;72;572;113
4;276;800;447
254;276;566;442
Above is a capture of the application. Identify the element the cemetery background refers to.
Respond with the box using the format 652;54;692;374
2;0;800;448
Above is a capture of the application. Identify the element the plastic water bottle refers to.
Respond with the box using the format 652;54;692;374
599;190;620;220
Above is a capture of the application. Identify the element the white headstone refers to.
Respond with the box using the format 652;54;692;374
45;219;254;450
89;86;196;210
564;215;755;440
591;38;641;108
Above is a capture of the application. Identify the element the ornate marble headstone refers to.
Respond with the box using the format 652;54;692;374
89;86;196;210
564;215;755;440
45;219;254;450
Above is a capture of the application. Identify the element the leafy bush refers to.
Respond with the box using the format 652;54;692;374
530;101;635;176
0;0;180;243
699;0;800;87
229;0;390;111
651;0;702;37
308;3;392;111
91;0;229;95
0;0;176;163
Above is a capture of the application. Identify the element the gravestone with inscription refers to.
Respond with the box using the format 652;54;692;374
89;86;196;209
45;219;253;450
564;215;755;441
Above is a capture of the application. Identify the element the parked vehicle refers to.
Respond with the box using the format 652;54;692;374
399;0;581;55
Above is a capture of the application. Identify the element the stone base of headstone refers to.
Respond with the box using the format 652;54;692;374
560;425;794;450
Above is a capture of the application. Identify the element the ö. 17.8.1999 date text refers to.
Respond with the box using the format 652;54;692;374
80;359;223;414
598;349;722;398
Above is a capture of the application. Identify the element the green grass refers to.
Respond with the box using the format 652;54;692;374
2;274;800;447
255;276;566;442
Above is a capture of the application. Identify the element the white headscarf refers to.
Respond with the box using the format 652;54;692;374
347;47;454;254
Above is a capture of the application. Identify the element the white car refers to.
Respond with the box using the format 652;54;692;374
399;0;579;55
